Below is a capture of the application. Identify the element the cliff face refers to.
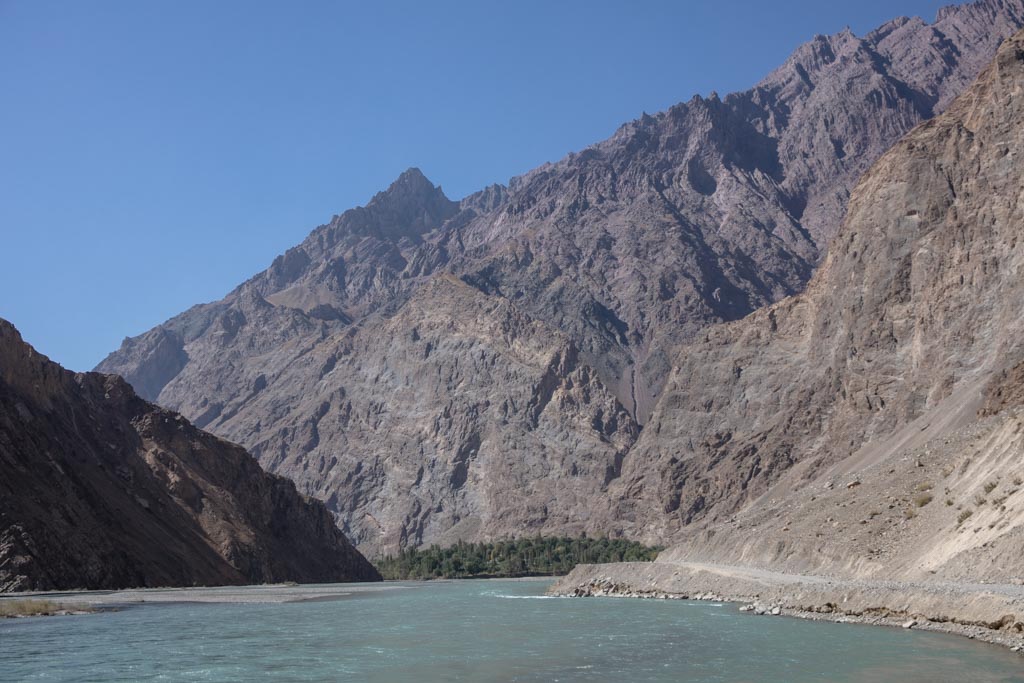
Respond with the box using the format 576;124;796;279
95;0;1024;555
0;319;380;592
612;28;1024;578
221;277;639;552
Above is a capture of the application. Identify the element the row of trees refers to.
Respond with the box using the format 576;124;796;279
375;535;662;580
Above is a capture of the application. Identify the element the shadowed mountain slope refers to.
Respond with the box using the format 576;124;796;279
0;319;380;591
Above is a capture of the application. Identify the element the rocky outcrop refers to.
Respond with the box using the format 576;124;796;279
95;1;1024;554
0;319;380;592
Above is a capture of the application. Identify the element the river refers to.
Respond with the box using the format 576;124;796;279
2;578;1022;681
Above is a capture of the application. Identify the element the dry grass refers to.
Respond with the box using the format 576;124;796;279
0;600;60;617
913;493;933;508
916;482;934;492
0;599;90;618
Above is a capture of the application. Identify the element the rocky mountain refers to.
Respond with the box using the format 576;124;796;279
610;26;1024;579
97;0;1024;556
225;276;639;550
0;319;380;591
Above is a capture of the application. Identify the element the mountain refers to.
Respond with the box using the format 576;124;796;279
450;0;1024;421
609;25;1024;579
224;275;639;550
0;319;380;591
97;0;1024;556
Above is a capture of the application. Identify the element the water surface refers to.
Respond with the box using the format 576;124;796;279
2;579;1022;681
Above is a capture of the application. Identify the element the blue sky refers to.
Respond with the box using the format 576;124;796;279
1;0;950;371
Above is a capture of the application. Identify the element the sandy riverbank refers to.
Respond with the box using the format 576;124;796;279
549;561;1024;653
0;576;556;610
0;582;414;607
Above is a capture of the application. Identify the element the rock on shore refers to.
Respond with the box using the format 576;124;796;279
550;562;1024;651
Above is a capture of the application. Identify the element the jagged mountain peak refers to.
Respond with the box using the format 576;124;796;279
369;167;444;205
938;0;1024;21
374;165;438;197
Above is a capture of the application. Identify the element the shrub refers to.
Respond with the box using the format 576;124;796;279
913;493;933;508
916;482;934;492
374;535;664;580
957;509;974;525
983;481;998;494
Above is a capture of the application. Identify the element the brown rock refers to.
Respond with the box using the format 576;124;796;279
0;319;380;592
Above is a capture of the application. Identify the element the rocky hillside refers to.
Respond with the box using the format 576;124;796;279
450;0;1024;419
610;26;1024;580
0;319;380;591
216;275;639;550
97;0;1024;556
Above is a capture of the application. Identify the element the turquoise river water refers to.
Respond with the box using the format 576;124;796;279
2;579;1023;681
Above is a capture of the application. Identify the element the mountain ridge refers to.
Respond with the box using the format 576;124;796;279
96;0;1024;555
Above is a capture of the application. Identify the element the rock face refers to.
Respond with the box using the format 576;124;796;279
0;319;380;592
210;276;639;551
610;27;1024;577
96;0;1024;556
452;0;1024;419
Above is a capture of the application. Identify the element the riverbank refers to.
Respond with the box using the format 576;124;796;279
549;561;1024;654
0;581;411;608
0;576;558;610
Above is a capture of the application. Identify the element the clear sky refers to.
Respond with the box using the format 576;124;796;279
1;0;951;371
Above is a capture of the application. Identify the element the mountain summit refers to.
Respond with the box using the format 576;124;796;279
362;167;458;242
